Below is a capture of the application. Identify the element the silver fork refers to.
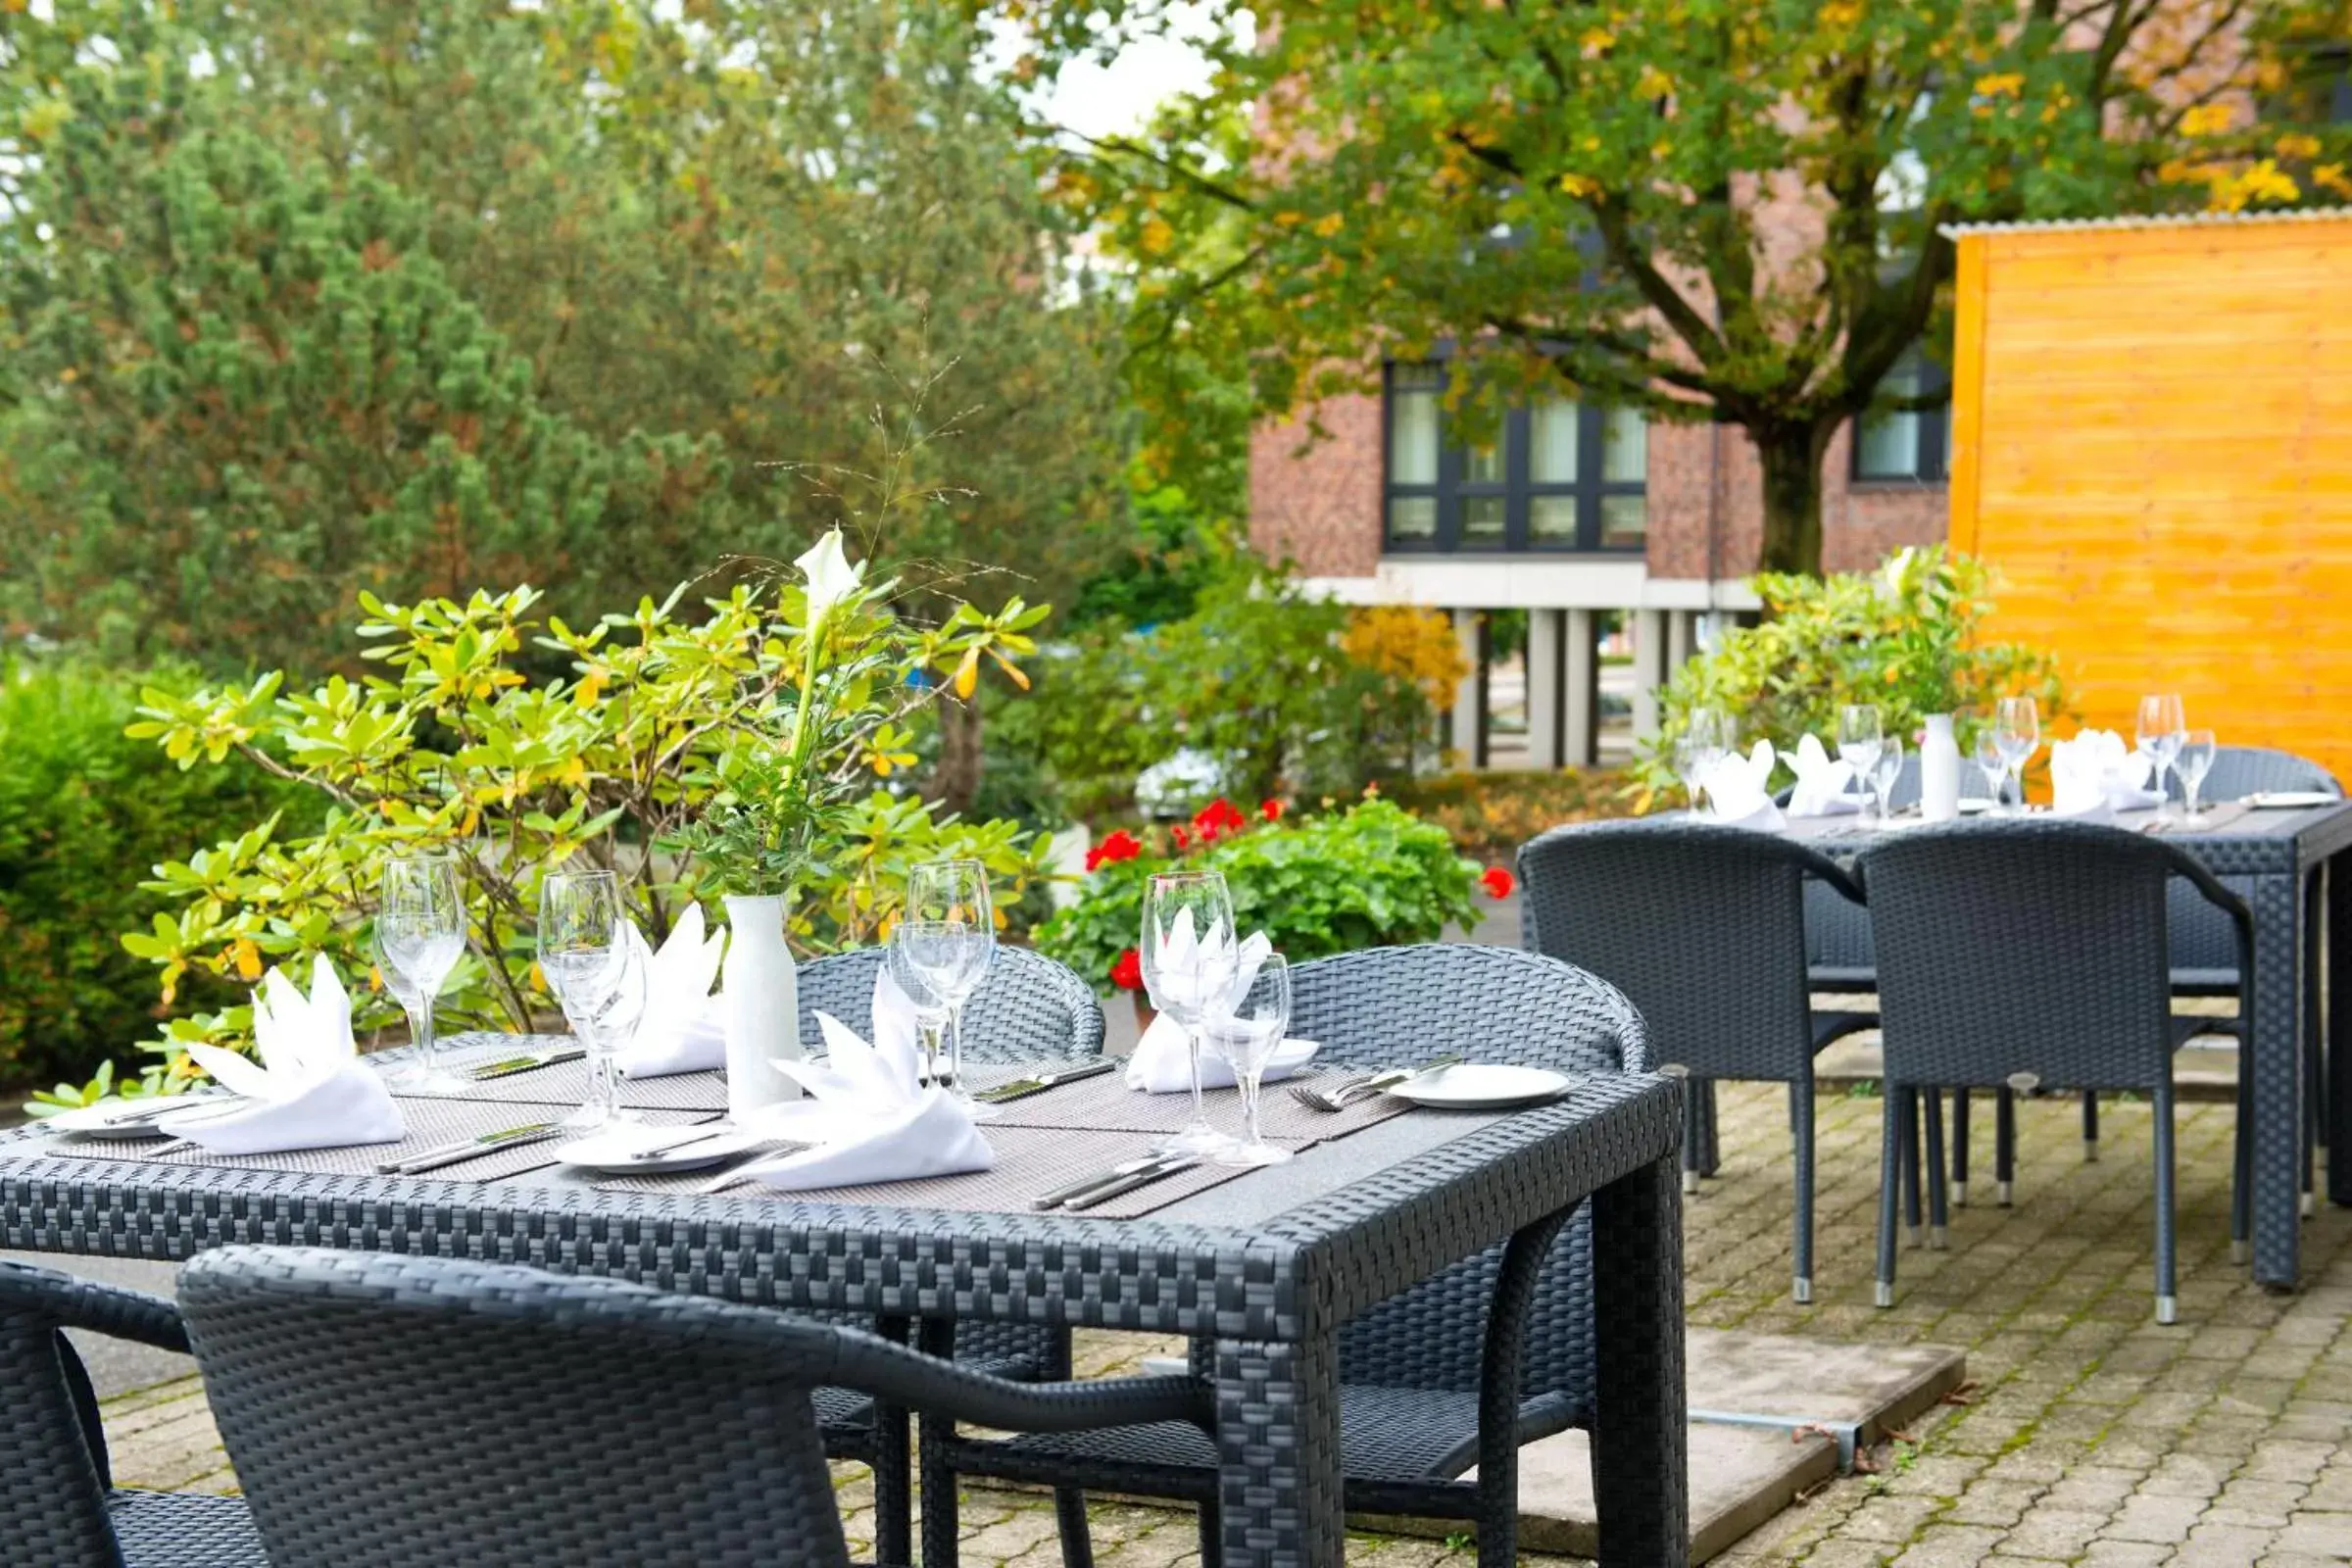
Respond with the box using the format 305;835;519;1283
1289;1054;1461;1113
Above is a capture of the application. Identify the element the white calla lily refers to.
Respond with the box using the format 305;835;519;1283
795;528;865;629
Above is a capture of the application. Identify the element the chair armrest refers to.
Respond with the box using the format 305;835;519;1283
0;1259;190;1353
827;1333;1211;1435
1793;845;1868;908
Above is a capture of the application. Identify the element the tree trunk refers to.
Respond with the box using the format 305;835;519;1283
933;687;985;818
1753;421;1835;577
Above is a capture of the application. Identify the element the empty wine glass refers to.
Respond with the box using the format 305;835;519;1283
1974;728;2006;812
1873;734;1904;825
1838;705;1884;817
894;918;994;1117
377;853;469;1095
1202;953;1293;1167
905;859;997;1112
1676;710;1730;812
1995;697;2040;815
2136;693;2186;815
2177;729;2218;821
884;934;953;1090
537;867;644;1131
1141;869;1240;1157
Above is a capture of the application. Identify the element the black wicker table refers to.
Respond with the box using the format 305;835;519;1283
1778;800;2352;1291
0;1069;1688;1566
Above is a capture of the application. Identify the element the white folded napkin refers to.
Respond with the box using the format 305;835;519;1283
1786;734;1862;817
177;956;405;1155
618;906;729;1079
1702;740;1787;831
2050;730;2163;816
1126;1009;1319;1092
1124;928;1272;1091
725;968;992;1191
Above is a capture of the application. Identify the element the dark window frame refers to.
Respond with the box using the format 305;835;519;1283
1850;348;1952;485
1381;359;1646;556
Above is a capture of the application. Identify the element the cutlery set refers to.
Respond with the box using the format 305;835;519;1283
1288;1055;1461;1113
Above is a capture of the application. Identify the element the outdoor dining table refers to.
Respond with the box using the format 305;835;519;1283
1777;797;2352;1292
0;1053;1688;1567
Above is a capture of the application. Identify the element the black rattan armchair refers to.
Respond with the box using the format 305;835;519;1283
0;1259;263;1567
795;945;1104;1564
1519;818;1876;1302
1859;820;2252;1324
175;1246;1207;1568
933;943;1656;1568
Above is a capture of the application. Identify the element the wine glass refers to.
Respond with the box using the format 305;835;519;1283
905;859;997;1111
376;854;469;1095
893;919;994;1117
2177;729;2218;821
2135;693;2186;815
1201;953;1292;1167
537;867;644;1132
1140;869;1240;1156
1995;696;2040;815
884;933;953;1091
1673;729;1710;814
1838;705;1884;818
1974;728;2006;812
1872;734;1905;824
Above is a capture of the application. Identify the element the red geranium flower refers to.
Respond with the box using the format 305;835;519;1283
1260;799;1284;822
1193;798;1247;842
1086;829;1143;872
1481;866;1516;899
1171;825;1192;850
1109;948;1144;991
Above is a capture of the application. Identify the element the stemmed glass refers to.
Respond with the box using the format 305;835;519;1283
2177;730;2218;821
1995;697;2040;816
1873;735;1904;823
1201;953;1293;1167
1974;729;2005;811
904;859;997;1112
884;934;954;1092
377;854;469;1095
2136;693;2186;815
1140;869;1240;1157
1674;710;1729;813
537;868;647;1132
1838;705;1884;818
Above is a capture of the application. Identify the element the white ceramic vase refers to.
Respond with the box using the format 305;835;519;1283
1919;713;1962;823
720;894;802;1120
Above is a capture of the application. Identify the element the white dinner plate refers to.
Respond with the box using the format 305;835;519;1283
2246;791;2338;810
1386;1063;1578;1111
555;1124;769;1175
41;1096;247;1139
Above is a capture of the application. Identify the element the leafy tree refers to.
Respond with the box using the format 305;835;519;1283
1007;0;2351;575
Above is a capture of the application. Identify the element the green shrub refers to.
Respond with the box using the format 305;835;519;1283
0;659;310;1091
1035;795;1482;995
1630;546;2069;800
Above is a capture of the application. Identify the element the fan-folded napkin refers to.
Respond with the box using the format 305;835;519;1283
2050;730;2163;818
617;906;728;1078
1702;740;1787;831
177;956;405;1155
1786;734;1862;817
1124;929;1274;1091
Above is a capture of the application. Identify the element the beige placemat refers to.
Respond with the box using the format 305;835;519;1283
419;1035;732;1112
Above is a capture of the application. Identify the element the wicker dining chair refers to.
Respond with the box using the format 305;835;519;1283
0;1260;265;1568
1519;818;1877;1302
174;1246;1207;1568
794;945;1104;1566
930;943;1656;1568
1858;820;2253;1324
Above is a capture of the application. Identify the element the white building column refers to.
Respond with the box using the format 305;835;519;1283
1450;608;1484;768
1564;608;1599;767
1667;609;1696;674
1632;607;1670;742
1526;609;1565;770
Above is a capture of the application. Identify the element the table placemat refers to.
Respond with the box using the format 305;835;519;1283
419;1034;732;1112
979;1065;1419;1142
2142;800;2255;835
592;1123;1288;1220
32;1097;712;1181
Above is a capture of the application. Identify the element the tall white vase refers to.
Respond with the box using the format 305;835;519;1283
720;894;802;1120
1919;713;1962;823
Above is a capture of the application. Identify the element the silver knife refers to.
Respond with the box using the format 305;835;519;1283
469;1048;587;1081
1063;1156;1201;1211
1032;1153;1172;1210
379;1122;560;1175
978;1059;1118;1104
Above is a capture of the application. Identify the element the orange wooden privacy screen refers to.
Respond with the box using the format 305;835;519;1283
1948;212;2352;784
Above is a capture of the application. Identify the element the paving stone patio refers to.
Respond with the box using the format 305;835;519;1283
97;1077;2352;1564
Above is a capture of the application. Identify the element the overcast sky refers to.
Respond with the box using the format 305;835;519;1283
1008;3;1242;142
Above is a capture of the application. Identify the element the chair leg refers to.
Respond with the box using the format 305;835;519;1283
2082;1091;2100;1162
1995;1088;2017;1206
2153;1078;2179;1324
1950;1088;1971;1207
1876;1088;1902;1308
915;1318;956;1568
1681;1077;1705;1195
1197;1494;1222;1564
874;1317;917;1568
1923;1089;1949;1250
1791;1083;1816;1303
1900;1089;1924;1249
2232;1068;2253;1265
1702;1076;1723;1176
1053;1488;1095;1568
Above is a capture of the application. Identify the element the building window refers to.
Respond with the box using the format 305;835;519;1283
1852;346;1950;483
1382;361;1647;554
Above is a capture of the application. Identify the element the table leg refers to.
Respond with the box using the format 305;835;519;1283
1592;1153;1690;1567
2249;869;2304;1289
1208;1334;1344;1568
874;1314;915;1568
2329;860;2352;1206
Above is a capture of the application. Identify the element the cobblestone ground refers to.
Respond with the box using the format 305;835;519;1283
109;1083;2352;1565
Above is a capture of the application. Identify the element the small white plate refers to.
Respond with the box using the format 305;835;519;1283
1256;1039;1320;1083
2247;791;2338;809
1956;797;1996;814
556;1124;767;1175
1386;1063;1578;1111
41;1097;245;1139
